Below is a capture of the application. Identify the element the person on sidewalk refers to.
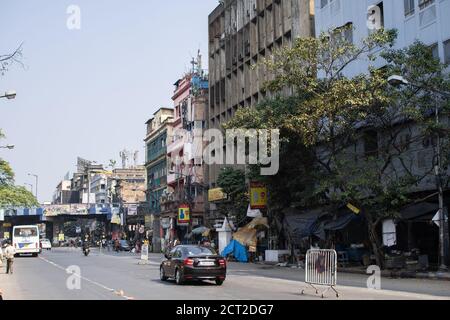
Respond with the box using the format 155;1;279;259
4;241;16;275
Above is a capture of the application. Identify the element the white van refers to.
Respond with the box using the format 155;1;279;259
12;225;40;257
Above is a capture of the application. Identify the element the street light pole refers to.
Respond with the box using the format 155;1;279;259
24;183;33;193
0;145;15;149
28;173;38;201
0;90;17;100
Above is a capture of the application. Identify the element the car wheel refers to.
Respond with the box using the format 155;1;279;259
175;269;184;285
160;267;168;281
215;279;224;286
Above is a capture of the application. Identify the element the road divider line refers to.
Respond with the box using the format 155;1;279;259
39;256;133;300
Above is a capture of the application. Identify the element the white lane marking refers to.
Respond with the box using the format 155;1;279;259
39;256;135;300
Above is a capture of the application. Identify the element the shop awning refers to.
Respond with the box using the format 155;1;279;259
323;213;356;231
400;202;439;221
282;208;329;244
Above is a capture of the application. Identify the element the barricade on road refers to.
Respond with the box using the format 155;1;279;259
301;249;339;298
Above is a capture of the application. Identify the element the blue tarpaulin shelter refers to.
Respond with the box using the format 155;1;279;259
221;240;248;263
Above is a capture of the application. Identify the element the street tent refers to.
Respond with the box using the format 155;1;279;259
232;217;269;247
233;227;257;247
323;213;356;231
400;202;439;221
221;239;248;263
282;207;329;244
192;226;209;235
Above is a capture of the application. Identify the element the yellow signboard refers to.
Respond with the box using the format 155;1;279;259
208;188;227;202
58;233;65;241
347;203;361;215
111;214;121;225
178;205;190;225
250;182;267;210
4;232;10;239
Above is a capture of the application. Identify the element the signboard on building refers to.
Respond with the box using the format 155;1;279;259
250;182;267;210
208;188;227;202
127;205;138;216
178;204;190;225
43;204;89;217
4;232;10;239
111;214;121;225
58;233;65;242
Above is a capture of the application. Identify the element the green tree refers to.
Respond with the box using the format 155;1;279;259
216;167;249;226
226;27;450;267
0;129;38;208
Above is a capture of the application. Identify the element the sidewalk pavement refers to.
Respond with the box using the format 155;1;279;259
254;261;450;281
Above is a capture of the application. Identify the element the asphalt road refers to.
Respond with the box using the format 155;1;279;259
1;248;449;300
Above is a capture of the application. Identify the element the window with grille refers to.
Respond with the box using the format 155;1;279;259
444;39;450;64
404;0;415;16
419;0;434;10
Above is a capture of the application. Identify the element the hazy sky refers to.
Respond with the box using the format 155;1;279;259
0;0;218;203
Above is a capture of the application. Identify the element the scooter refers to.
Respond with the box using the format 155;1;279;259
82;244;90;256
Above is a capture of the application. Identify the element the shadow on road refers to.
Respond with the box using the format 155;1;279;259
150;279;219;287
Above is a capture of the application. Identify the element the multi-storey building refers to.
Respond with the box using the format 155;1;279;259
314;0;450;265
207;0;315;186
90;172;111;204
163;54;209;243
52;180;77;204
144;108;174;251
315;0;450;75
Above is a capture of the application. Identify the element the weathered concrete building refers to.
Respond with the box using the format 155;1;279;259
163;54;209;244
207;0;315;187
144;107;174;251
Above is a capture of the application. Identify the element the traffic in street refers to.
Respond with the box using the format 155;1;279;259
1;248;449;300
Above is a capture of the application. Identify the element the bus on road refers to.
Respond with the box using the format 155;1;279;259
12;225;40;257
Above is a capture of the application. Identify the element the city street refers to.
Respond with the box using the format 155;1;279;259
1;248;449;300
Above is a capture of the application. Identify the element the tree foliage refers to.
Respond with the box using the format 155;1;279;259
225;27;450;266
0;129;38;208
216;167;249;226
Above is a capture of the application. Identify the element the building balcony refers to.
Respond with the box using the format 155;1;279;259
167;173;185;185
167;138;184;155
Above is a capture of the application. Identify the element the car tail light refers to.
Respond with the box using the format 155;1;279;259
219;259;226;267
183;258;194;266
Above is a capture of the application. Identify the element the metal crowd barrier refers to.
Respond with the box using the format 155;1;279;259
301;249;339;298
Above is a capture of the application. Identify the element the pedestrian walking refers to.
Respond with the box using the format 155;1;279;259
4;241;16;275
0;243;4;269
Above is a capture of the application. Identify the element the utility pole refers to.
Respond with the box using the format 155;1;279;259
435;95;448;271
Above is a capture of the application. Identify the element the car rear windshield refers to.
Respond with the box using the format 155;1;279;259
183;246;216;256
14;228;38;237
